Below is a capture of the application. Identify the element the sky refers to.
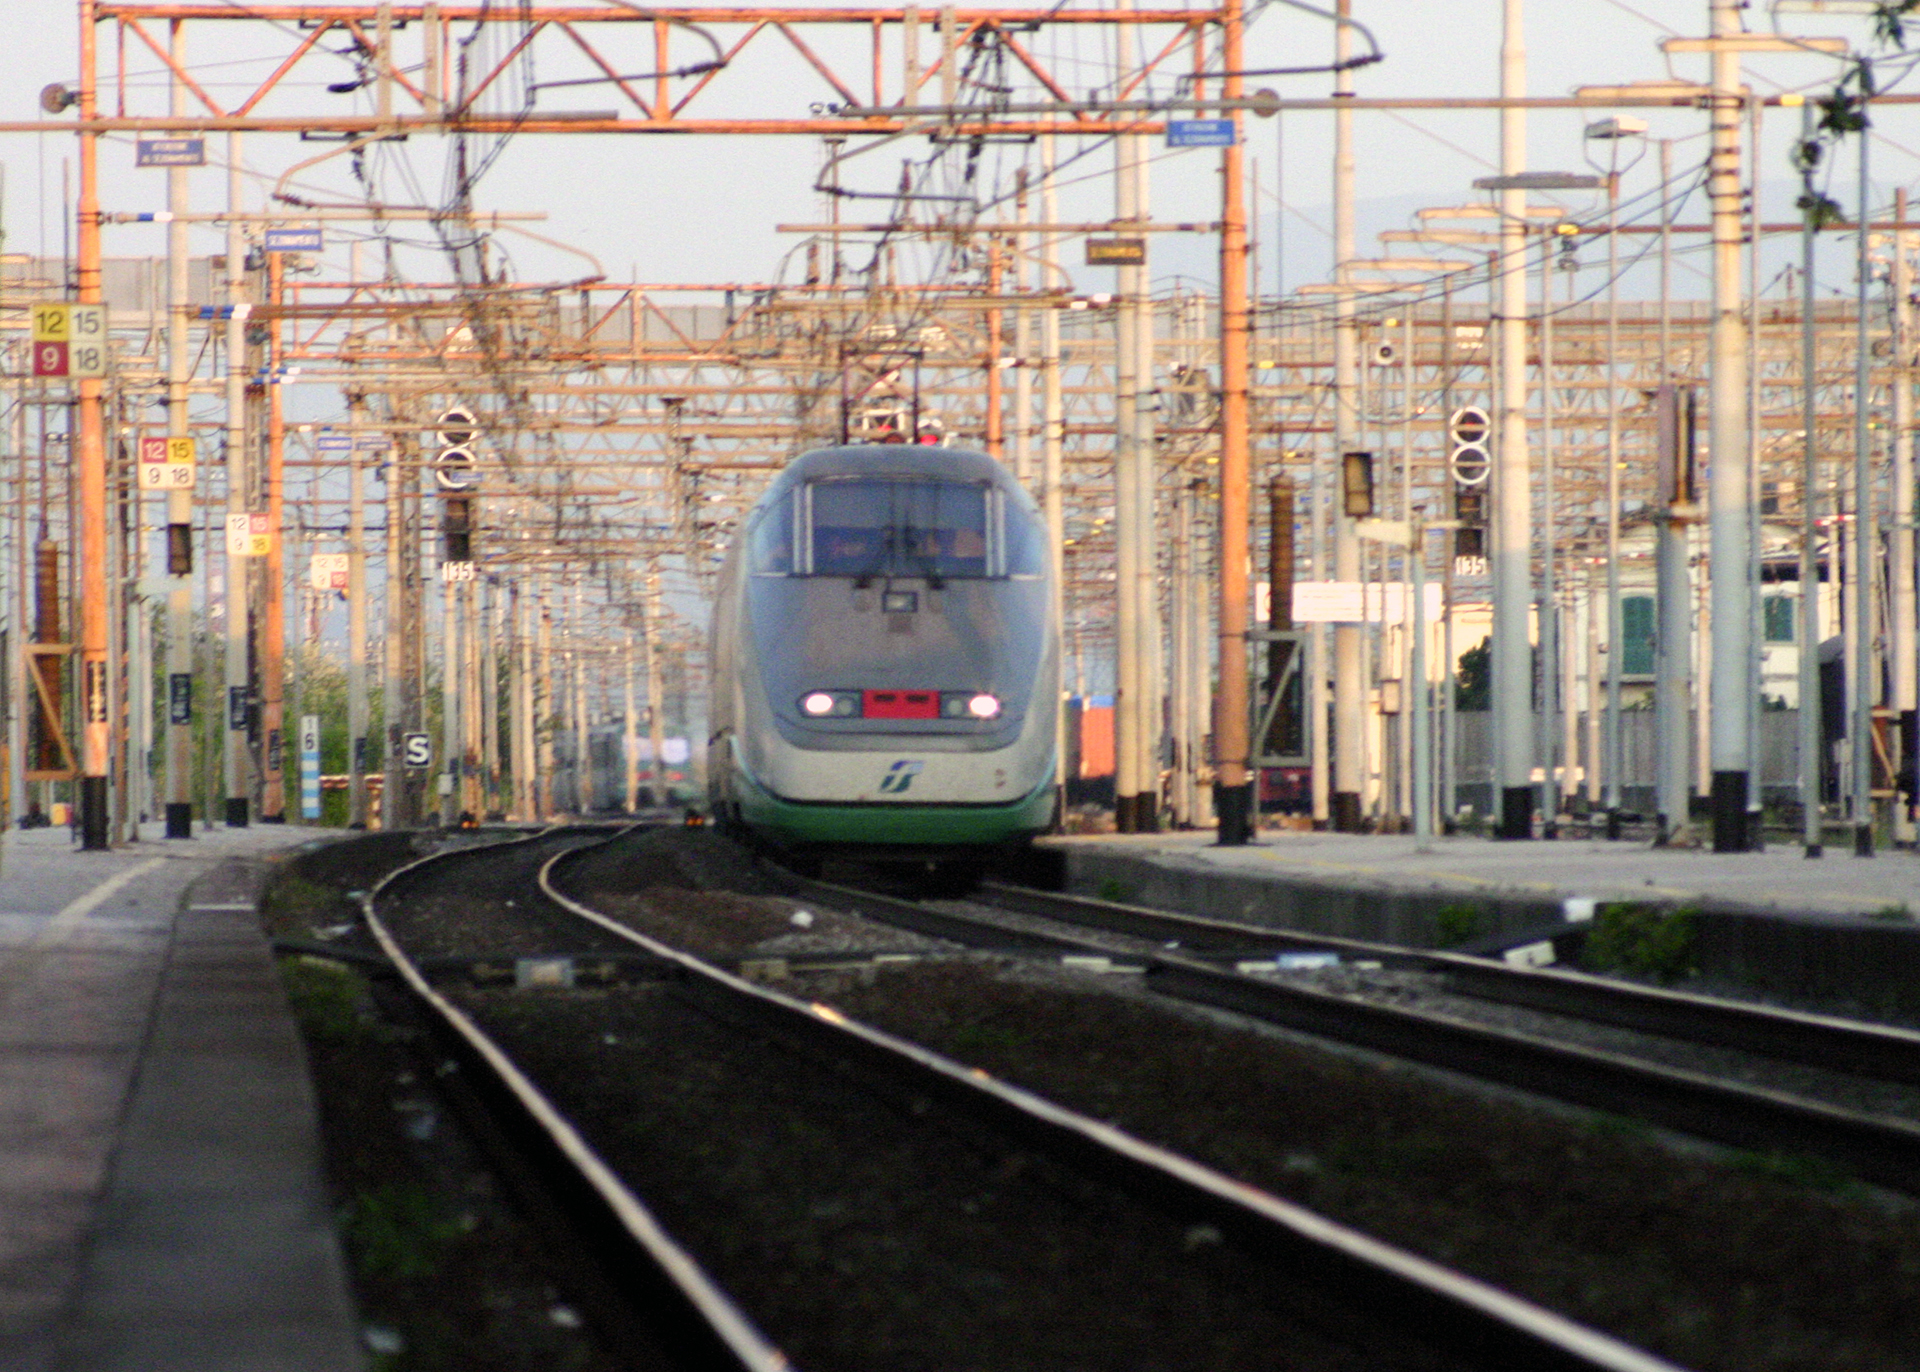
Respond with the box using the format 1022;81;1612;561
4;2;1918;304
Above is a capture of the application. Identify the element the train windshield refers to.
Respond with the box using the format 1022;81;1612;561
805;479;995;579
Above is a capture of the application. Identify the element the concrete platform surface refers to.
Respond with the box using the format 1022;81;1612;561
0;823;365;1372
1046;829;1920;921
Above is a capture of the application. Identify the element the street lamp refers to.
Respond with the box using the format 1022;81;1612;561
1584;116;1648;839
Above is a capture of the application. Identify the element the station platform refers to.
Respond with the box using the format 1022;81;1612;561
0;823;364;1372
1039;829;1920;1009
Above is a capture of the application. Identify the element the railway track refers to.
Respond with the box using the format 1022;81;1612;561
782;872;1920;1196
362;827;791;1372
354;824;1689;1372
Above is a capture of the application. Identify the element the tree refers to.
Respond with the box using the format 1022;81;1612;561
1456;636;1491;711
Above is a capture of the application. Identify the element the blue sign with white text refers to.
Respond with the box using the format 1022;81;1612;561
136;138;206;167
1167;118;1236;148
265;228;324;253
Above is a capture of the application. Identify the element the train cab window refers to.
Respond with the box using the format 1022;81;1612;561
806;478;994;579
748;495;793;574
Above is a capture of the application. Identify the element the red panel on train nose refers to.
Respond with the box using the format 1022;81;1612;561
863;689;939;719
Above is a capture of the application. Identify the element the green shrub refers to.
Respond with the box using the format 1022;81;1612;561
1581;902;1698;984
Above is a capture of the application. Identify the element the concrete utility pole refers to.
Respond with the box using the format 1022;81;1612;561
222;132;251;826
644;569;668;805
1330;0;1363;833
1707;0;1755;851
441;575;461;826
1132;149;1160;831
1213;0;1254;843
623;625;640;810
1013;169;1033;488
481;578;500;815
346;398;370;828
1892;190;1916;844
1852;94;1877;856
260;251;287;822
510;584;533;819
1041;130;1068;828
1799;100;1824;857
1657;384;1697;842
1113;130;1145;831
1491;0;1534;839
381;424;405;828
1602;153;1625;837
164;21;194;839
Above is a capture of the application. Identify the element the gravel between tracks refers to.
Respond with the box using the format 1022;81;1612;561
460;981;1468;1372
400;830;1474;1371
550;828;1920;1372
930;896;1920;1124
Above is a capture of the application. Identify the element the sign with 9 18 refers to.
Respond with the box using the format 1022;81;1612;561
31;303;106;378
137;435;196;489
225;512;272;558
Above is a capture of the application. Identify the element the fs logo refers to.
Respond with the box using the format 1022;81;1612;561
878;760;924;794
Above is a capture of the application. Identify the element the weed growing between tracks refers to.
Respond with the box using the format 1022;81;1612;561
261;842;626;1372
1580;902;1700;983
1432;903;1488;948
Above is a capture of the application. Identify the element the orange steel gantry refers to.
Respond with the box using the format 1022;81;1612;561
85;4;1214;135
49;0;1241;842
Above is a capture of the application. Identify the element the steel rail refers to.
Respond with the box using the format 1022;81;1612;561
362;828;792;1372
539;845;1689;1372
772;874;1920;1197
976;882;1920;1088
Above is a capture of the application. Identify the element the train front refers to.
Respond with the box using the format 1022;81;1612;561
714;445;1058;861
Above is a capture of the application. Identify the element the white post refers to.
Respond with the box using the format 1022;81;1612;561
222;133;250;825
1331;0;1363;832
1491;0;1534;839
1706;0;1754;850
1891;191;1916;843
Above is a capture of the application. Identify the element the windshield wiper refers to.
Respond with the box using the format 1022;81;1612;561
899;523;946;590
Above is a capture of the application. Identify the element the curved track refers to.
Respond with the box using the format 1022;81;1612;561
532;836;1686;1372
363;826;792;1372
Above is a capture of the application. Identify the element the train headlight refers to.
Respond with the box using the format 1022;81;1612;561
939;691;1002;720
799;691;860;718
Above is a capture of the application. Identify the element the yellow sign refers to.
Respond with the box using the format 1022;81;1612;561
31;304;69;341
1085;237;1147;267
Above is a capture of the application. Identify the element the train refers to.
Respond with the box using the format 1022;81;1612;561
707;442;1060;873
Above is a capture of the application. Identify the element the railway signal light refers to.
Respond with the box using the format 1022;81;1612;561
434;406;479;493
1341;451;1375;518
442;496;473;563
1448;407;1492;560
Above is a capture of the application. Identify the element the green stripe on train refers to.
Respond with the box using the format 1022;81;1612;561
735;767;1056;845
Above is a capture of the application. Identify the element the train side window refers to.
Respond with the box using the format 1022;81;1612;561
997;491;1045;576
748;494;794;574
